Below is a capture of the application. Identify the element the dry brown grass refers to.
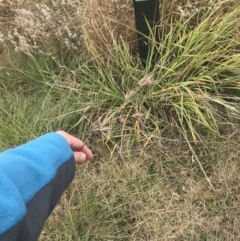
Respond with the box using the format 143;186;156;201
82;1;135;44
39;132;240;240
0;0;236;57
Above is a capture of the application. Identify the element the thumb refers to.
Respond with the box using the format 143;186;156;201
74;152;87;164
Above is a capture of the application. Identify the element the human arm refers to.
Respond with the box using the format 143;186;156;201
0;131;93;241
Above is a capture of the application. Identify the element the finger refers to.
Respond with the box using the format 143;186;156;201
68;136;93;159
69;135;85;150
57;131;84;150
76;145;93;160
74;152;87;164
56;131;93;160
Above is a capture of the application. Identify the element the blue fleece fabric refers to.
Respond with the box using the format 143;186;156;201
0;133;74;235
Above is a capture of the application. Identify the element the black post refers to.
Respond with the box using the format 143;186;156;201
133;0;160;64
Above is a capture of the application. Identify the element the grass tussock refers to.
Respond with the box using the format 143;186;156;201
1;0;240;240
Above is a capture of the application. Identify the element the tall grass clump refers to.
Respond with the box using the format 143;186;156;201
75;1;240;151
1;0;240;151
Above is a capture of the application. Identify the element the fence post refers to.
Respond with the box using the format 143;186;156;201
133;0;160;65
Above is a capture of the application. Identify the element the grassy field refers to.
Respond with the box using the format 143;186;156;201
1;0;240;240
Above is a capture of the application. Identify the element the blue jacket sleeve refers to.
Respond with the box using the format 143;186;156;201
0;133;76;241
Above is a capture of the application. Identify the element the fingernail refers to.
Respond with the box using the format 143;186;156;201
80;153;86;162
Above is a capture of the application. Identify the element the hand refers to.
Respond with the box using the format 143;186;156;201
56;131;93;164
